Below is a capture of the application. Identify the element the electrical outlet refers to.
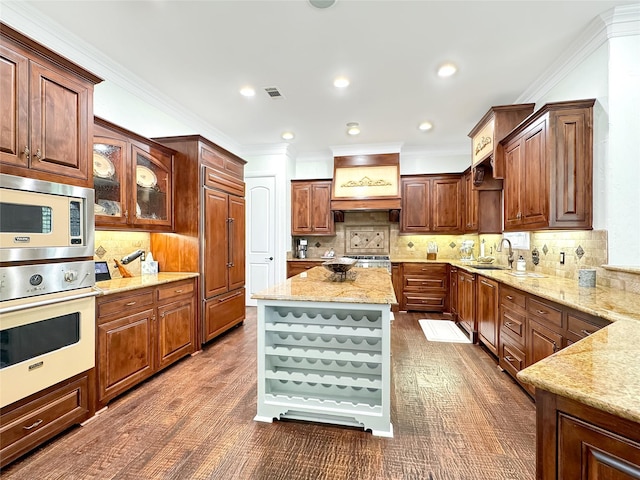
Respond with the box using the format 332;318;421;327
560;252;565;265
141;251;146;262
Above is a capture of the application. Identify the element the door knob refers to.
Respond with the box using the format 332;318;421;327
265;257;274;261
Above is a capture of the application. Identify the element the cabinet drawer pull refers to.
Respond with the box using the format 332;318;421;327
504;355;515;362
580;329;593;336
504;322;512;327
506;295;513;300
23;419;43;430
175;289;184;293
536;309;547;315
125;301;137;306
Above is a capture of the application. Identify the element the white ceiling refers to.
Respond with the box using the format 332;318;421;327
8;1;637;159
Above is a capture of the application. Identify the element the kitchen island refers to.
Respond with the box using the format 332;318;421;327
252;266;397;437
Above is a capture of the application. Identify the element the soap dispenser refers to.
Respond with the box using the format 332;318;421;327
516;255;526;272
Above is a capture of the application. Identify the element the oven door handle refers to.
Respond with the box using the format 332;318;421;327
0;290;100;315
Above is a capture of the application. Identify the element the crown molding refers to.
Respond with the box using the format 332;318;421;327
516;4;640;103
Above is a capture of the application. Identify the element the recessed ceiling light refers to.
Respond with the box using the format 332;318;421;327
309;0;336;8
346;122;360;136
334;76;350;88
437;63;457;78
418;121;433;131
281;131;295;141
240;86;255;97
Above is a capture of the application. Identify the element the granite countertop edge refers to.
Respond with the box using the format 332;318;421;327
95;272;199;296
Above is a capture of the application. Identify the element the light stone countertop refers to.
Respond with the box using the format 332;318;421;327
252;266;396;305
95;272;199;296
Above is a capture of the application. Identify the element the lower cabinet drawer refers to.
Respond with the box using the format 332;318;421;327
501;304;526;344
204;288;245;343
0;374;89;467
403;293;446;311
499;335;527;378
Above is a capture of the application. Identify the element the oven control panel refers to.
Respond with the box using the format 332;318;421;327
0;260;96;302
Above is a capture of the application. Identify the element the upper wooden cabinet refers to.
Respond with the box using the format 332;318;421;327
0;23;102;187
93;118;175;231
468;103;535;175
400;175;462;233
291;180;334;236
500;99;595;231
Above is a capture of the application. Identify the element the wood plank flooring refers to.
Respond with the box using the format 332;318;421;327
1;309;536;479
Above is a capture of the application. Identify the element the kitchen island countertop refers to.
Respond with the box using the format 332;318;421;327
95;272;199;296
252;266;396;304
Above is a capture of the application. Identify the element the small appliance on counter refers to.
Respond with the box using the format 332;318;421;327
460;240;475;261
295;238;308;259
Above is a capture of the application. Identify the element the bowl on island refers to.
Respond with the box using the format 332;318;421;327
322;257;358;274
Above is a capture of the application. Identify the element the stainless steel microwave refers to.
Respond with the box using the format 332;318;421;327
0;174;95;262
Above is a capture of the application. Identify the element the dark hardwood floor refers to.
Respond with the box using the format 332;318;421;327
1;308;536;479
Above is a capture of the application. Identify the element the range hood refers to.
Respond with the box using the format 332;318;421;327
330;153;401;214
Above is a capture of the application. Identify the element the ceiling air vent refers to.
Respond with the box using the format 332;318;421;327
264;87;285;99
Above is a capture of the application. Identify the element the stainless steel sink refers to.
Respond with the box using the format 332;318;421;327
471;264;510;270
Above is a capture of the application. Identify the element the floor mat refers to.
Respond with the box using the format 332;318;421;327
418;319;472;343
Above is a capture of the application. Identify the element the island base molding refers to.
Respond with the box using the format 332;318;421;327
255;299;393;437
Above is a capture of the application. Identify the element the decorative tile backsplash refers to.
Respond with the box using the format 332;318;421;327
345;226;389;255
94;231;150;278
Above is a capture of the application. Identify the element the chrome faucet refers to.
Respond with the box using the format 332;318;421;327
497;238;515;269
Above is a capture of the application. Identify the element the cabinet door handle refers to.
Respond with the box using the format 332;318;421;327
23;419;43;430
580;329;593;336
34;148;42;160
23;146;30;159
552;341;558;353
126;301;137;306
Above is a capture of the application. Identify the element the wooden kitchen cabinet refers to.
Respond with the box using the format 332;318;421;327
151;135;247;346
449;266;458;320
94;118;174;231
0;372;91;468
96;278;197;408
400;175;462;233
497;283;610;396
462;171;478;232
291;180;334;235
457;270;476;341
287;260;324;278
477;276;499;355
0;23;101;188
536;389;640;480
501;99;595;231
391;263;402;313
462;168;502;234
401;263;448;312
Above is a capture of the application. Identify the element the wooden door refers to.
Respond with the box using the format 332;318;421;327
432;177;461;232
558;414;640;479
463;172;478;232
477;277;499;355
204;188;229;298
0;43;29;168
97;309;155;403
310;181;333;234
503;139;523;230
291;182;312;234
28;60;91;182
401;178;430;232
157;298;194;370
528;318;562;367
228;194;245;292
521;119;548;228
550;109;593;228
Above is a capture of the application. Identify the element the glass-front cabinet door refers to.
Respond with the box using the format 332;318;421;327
93;137;128;226
132;145;172;228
